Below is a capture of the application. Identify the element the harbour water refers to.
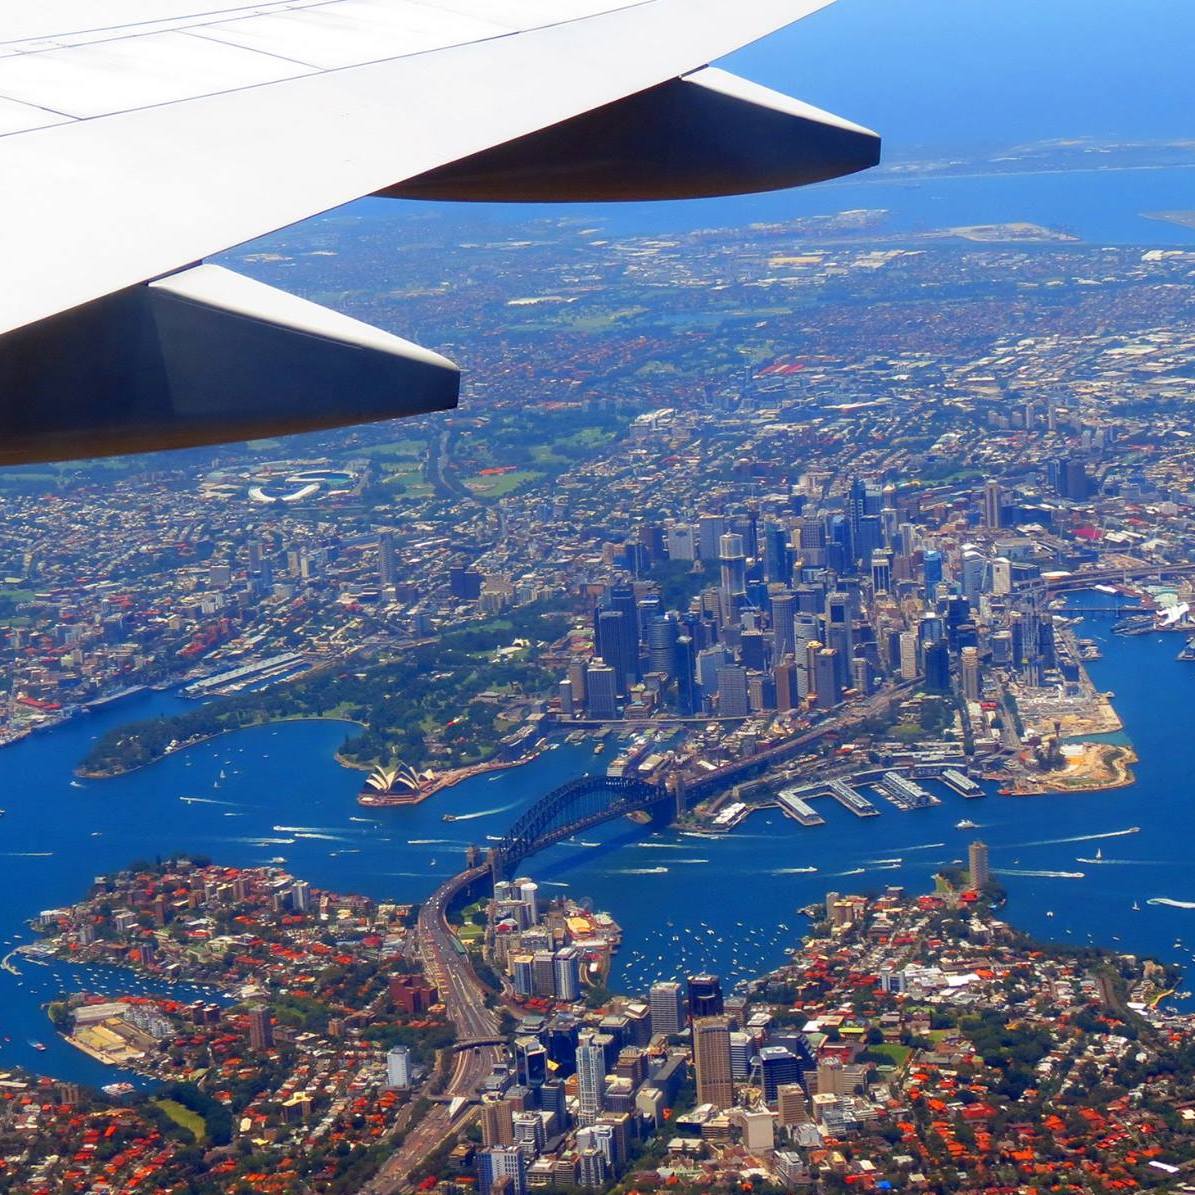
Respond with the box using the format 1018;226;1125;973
4;599;1195;1083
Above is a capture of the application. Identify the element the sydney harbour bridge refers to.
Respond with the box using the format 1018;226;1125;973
488;773;674;879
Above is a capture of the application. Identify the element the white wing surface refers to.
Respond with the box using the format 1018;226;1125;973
0;0;879;463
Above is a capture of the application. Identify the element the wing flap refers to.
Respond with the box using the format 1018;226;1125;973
387;67;880;202
0;264;459;464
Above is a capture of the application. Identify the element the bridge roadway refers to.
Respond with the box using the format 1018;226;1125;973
364;863;501;1195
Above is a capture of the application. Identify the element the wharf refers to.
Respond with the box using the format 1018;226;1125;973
940;768;984;798
875;772;940;811
825;779;880;818
775;786;826;827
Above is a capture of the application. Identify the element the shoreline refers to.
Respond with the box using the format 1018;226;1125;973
75;714;367;781
357;751;542;807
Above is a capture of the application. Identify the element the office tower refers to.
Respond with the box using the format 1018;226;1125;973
386;1045;412;1088
693;1016;734;1109
554;948;581;1002
290;879;309;912
961;550;986;600
567;659;587;706
478;1145;527;1195
716;665;750;718
675;635;698;716
729;1030;752;1079
546;1016;580;1075
595;609;633;695
666;523;696;561
698;514;727;560
607;582;640;662
759;1046;803;1106
774;659;798;712
378;531;396;587
695;645;729;708
982;479;1002;529
870;549;892;595
577;1149;607;1189
777;1083;810;1126
969;840;991;889
739;628;767;671
960;646;981;701
247;1006;272;1050
511;955;535;999
923;640;950;694
923;548;943;589
513;1112;546;1160
718;532;747;597
769;590;796;658
824;592;854;680
647;614;678;680
482;1099;516;1147
649;981;686;1037
449;565;484;600
584;660;618;720
576;1035;606;1126
898;631;919;681
515;1036;548;1091
990;629;1013;666
531;952;556;997
517;878;539;923
540;1079;568;1124
813;647;839;710
687;973;724;1019
762;522;790;584
846;476;867;559
851;656;870;695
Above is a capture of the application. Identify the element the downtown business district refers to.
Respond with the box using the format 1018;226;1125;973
3;214;1195;1189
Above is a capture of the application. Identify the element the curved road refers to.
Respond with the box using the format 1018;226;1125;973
367;864;503;1194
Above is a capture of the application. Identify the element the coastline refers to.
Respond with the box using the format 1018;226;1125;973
357;751;542;807
76;714;366;780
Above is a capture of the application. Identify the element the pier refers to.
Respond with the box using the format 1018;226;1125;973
875;772;940;811
775;786;826;827
941;768;984;798
825;779;880;818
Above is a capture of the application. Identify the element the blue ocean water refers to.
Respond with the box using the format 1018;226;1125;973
3;603;1195;1083
327;0;1195;246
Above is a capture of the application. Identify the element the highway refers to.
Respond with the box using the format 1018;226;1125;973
367;863;502;1194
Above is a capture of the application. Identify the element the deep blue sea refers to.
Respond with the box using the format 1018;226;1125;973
325;0;1195;247
4;599;1195;1083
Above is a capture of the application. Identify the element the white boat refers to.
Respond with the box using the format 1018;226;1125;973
1132;900;1142;911
955;818;977;830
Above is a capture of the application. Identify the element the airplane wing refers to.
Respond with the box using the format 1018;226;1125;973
0;0;879;464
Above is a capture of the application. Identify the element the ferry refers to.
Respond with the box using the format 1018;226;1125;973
442;813;459;822
955;818;978;830
29;1040;46;1052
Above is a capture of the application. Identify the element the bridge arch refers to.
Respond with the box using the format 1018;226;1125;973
492;774;667;875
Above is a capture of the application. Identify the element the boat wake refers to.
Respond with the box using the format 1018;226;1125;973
635;842;693;850
407;838;468;846
1148;897;1195;910
610;867;669;875
999;868;1086;879
449;801;520;822
830;863;900;877
234;836;295;846
180;795;241;807
864;857;904;866
888;842;946;853
1017;827;1140;847
293;831;348;842
1;851;53;858
772;866;818;875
